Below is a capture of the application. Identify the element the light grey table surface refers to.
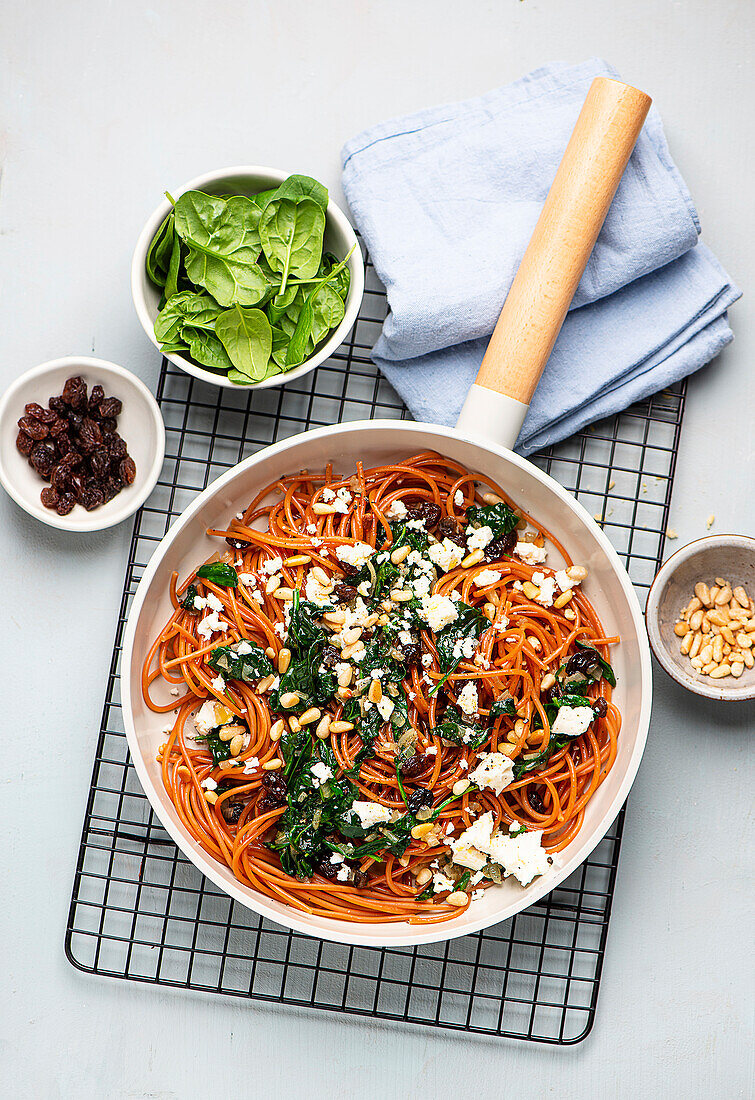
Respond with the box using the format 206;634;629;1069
2;2;753;1098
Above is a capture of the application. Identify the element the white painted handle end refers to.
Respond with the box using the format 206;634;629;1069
456;385;529;451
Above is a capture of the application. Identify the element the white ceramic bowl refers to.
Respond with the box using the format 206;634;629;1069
646;534;755;701
0;357;165;532
131;166;365;390
122;420;652;948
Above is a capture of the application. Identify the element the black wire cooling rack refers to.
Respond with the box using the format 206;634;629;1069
66;255;686;1044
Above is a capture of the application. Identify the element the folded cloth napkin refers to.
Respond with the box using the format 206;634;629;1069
341;58;741;455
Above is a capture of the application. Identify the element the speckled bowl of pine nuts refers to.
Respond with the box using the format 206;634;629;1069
646;535;755;701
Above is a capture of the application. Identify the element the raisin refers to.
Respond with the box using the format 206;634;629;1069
334;583;358;603
18;415;49;440
226;536;251;551
80;484;105;511
101;479;120;503
51;463;72;491
62;375;88;409
529;788;546;814
406;788;433;813
77;417;103;453
435;516;466;548
352;870;369;889
55;433;73;457
399;754;425;778
48;417;68;437
98;417;117;436
405;502;441;530
24;402;47;419
221;800;246;825
88;384;105;412
69;471;87;500
260;772;287;803
109;435;128;459
30;442;58;478
66;411;83;432
320;645;341;669
89;448;110;479
592;697;608;718
40;486;60;509
16;431;34;457
339;560;360;579
565;649;601;680
570;746;582;766
99;396;122;418
48;396;66;415
315;859;342;881
56;493;76;516
119;455;136;485
484;528;517;563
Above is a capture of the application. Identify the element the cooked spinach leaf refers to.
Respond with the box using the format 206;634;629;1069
574;639;617;687
434;603;488;674
196;561;239;587
465;500;519;540
489;693;517;719
198;728;232;766
207;642;273;682
432;706;488;750
270;591;336;714
181;584;200;612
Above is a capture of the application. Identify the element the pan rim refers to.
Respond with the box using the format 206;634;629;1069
122;419;652;947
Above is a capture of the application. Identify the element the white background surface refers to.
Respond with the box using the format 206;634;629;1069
2;2;753;1097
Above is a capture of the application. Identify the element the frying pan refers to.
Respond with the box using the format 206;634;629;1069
122;78;654;947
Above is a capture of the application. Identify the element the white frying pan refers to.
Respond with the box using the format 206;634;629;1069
122;78;654;947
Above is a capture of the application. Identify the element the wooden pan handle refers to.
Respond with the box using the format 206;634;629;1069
457;77;651;445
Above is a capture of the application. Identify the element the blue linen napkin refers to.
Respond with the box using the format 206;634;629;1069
341;59;741;455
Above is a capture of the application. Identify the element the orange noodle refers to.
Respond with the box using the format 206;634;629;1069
143;452;620;924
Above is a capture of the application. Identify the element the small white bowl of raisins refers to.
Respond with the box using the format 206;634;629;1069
0;357;165;531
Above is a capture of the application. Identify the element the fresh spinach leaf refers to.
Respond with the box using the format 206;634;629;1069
174;192;261;266
196;561;238;587
270;591;336;713
215;306;272;379
146;211;176;288
183;327;234;371
154;291;222;345
266;174;328;211
185;247;270;308
319;252;350;301
259;197;325;295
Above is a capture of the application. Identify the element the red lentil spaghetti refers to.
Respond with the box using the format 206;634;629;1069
143;451;620;924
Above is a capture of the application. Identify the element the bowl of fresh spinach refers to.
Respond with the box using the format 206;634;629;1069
131;167;364;388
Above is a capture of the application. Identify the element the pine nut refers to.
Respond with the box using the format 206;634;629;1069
699;644;714;665
265;647;276;659
277;648;292;673
541;672;556;691
710;664;732;679
264;574;281;594
709;586;721;604
390;544;411;565
733;585;749;606
270;718;285;742
273;587;294;601
685;597;703;615
690;657;704;671
299;707;321;726
262;759;283;770
362;613;380;628
689;633;703;658
204;790;218;805
506;729;518;743
336;665;353;688
315;715;331;740
312;565;330;585
482;491;502;505
702;662;717;675
341;626;363;646
564;609;576;621
398;855;410;868
329;720;354;734
714;576;727;587
723;643;732;656
712;635;724;663
341;642;363;659
258;673;276;692
411;822;435;840
452;779;470;797
694;582;712;607
554;589;573;609
680;632;694;655
673;622;688;637
289;716;301;733
689;610;704;631
219;723;245;742
390;589;413;602
415;868;432;887
736;632;753;648
743;650;755;668
747;619;755;632
462;549;484;568
229;734;245;757
313;502;337;515
522;581;540;600
707;610;728;627
721;626;737;646
483;602;496;621
446;891;469;907
368;680;383;704
730;662;744;678
279;692;300;709
567;565;588;582
323;611;346;628
286;554;311;566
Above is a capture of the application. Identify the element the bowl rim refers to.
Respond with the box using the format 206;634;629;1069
645;532;755;701
130;165;365;391
121;418;653;947
0;355;166;532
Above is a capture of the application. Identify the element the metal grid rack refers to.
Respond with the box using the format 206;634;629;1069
66;255;685;1044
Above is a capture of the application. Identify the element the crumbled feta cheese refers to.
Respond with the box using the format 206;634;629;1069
432;871;456;894
457;682;479;716
201;777;218;791
236;641;253;655
386;499;408;519
191;594;207;611
235;512;244;520
405;518;426;530
210;674;226;694
474;569;501;588
335;541;375;569
454;489;464;508
428;538;465;573
515;541;547;565
243;757;260;774
493;616;510;632
305;571;332;607
260;556;283;576
336;866;350;881
421;653;433;668
273;622;286;639
551;705;594;737
471;889;485;901
193;700;219;735
466;525;494;551
205;592;224;613
450;812;494;871
376;695;395;722
425;746;437;756
310;762;334;788
453;635;478;661
169;687;180;696
469;752;515;795
459;759;468;770
197;612;227;640
357;580;371;597
351;801;392;829
531;572;556;607
306;523;317;534
321;487;336;502
329;852;345;864
487;829;551;886
419;593;459;632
